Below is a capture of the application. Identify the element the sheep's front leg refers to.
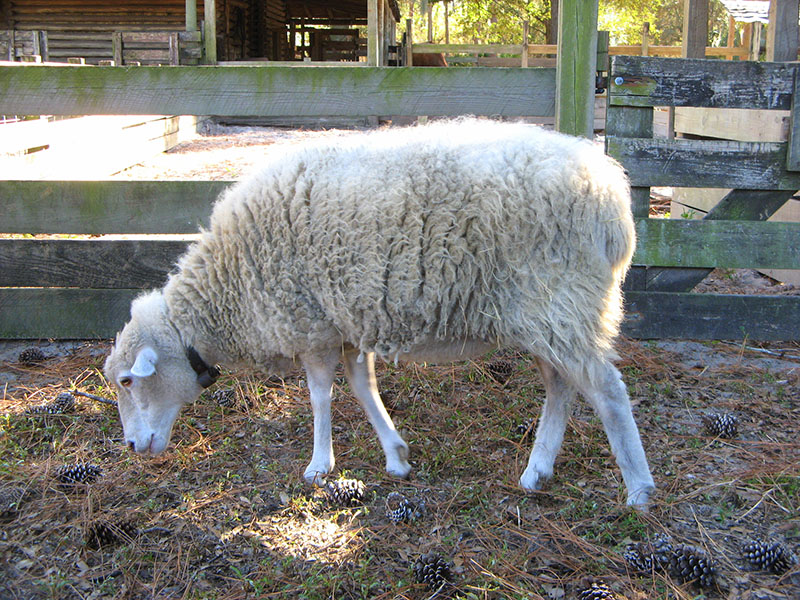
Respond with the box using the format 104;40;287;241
520;359;575;491
343;350;411;479
301;350;340;485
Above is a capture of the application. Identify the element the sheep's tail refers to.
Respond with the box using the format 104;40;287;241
603;211;636;282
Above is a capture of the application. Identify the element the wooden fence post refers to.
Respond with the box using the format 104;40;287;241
766;0;799;62
521;20;529;67
555;0;598;138
112;32;123;66
405;18;413;66
641;22;649;56
682;0;708;58
203;0;217;64
186;0;197;31
368;0;378;66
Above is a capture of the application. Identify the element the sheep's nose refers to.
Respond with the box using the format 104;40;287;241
127;440;136;452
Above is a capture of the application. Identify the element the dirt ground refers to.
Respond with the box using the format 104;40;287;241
1;124;798;600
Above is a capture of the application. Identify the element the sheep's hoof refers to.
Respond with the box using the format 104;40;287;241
386;461;412;479
519;467;550;492
626;485;654;510
303;465;332;486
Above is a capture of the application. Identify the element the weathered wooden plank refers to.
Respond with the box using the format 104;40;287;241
0;288;139;339
629;189;796;293
609;56;794;110
681;0;708;59
555;0;597;138
633;219;800;270
3;287;797;341
0;65;557;117
1;180;228;234
788;68;800;171
0;239;190;288
606;137;800;189
766;0;799;62
605;104;653;218
623;291;800;340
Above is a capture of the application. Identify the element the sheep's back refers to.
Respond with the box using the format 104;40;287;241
202;120;634;366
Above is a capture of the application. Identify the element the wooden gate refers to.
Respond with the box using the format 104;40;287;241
607;56;800;340
0;63;556;339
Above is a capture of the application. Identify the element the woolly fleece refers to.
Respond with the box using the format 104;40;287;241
163;118;634;382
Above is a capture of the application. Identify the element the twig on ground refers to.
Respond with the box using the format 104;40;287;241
74;390;117;407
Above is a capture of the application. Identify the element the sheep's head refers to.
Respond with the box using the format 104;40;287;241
104;291;205;455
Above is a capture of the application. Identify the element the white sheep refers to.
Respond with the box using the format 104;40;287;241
104;118;655;507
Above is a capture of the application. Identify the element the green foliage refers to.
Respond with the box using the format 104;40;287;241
404;0;735;49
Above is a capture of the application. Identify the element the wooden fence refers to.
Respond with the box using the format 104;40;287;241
606;56;800;340
1;58;799;340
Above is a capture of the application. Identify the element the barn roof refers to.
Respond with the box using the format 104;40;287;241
718;0;769;23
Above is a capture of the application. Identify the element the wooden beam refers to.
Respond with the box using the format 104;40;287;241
405;18;413;66
368;0;378;66
555;0;597;137
682;0;708;59
623;292;800;340
0;65;557;118
632;219;800;270
608;56;795;110
766;0;800;62
186;0;198;32
789;69;800;171
521;21;529;68
0;239;188;288
606;137;800;189
0;288;139;339
1;180;227;234
203;0;216;64
629;189;795;293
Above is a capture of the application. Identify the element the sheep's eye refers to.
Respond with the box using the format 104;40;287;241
119;377;133;388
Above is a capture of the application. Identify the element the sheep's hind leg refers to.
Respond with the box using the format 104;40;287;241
301;350;340;485
576;360;655;508
343;350;411;479
520;358;575;491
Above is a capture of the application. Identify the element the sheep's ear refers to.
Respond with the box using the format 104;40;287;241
131;346;158;377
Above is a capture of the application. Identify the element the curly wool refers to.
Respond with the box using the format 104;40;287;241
164;118;634;381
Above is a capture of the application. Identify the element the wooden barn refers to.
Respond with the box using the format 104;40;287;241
0;0;400;64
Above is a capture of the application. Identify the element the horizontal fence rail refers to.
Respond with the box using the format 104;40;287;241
0;64;556;117
609;56;795;110
607;55;800;341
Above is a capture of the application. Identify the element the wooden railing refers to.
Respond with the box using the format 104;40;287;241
606;56;800;340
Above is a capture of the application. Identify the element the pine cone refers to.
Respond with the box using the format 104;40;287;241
515;418;535;437
85;519;138;549
486;359;513;384
577;579;618;600
413;551;452;592
385;491;417;523
742;539;798;574
55;462;103;488
623;534;673;573
25;392;76;416
667;545;717;588
212;389;237;407
325;478;366;506
18;347;46;365
703;413;738;438
623;545;655;573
